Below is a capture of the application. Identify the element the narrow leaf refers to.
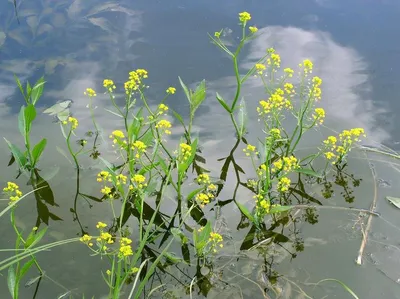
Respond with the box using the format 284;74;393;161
236;201;254;222
216;92;231;113
32;138;47;166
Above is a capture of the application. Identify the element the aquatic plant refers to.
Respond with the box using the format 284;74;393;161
0;10;378;299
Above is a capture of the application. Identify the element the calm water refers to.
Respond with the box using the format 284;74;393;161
1;0;400;298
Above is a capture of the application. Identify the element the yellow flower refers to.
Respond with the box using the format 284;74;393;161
214;31;221;38
311;76;322;100
157;103;169;116
3;182;23;203
324;152;336;160
130;267;139;274
84;88;97;97
196;193;210;205
284;83;294;94
284;68;294;77
197;173;211;185
101;186;113;198
179;143;192;161
124;69;148;94
249;26;258;33
208;184;217;190
302;59;313;74
267;53;281;68
255;63;266;75
109;130;125;144
257;89;292;116
243;144;258;156
79;234;92;244
155;119;172;135
106;270;111;276
166;87;176;94
63;117;78;130
278;177;291;192
97;171;111;182
132;140;147;158
96;221;107;229
258;199;270;212
313;108;325;124
272;156;298;173
116;174;127;185
209;232;223;252
336;146;346;155
131;174;147;190
238;11;251;23
97;232;113;244
103;79;116;92
119;237;133;257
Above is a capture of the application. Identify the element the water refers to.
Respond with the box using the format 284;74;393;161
1;0;400;298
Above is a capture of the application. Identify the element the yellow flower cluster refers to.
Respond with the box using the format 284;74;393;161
3;182;22;203
97;171;112;182
302;59;313;74
116;174;127;185
284;67;294;77
267;53;281;68
209;232;223;252
124;69;148;94
84;88;97;97
101;186;113;198
249;26;258;33
257;89;292;116
103;79;116;92
272;156;298;173
311;76;322;100
313;107;326;124
243;144;258;156
109;130;126;144
239;11;251;23
197;173;211;185
79;234;93;246
278;177;291;192
322;128;365;163
131;140;147;158
119;237;133;257
97;232;114;244
130;174;147;190
62;117;78;130
255;63;266;75
257;198;270;213
196;192;213;206
157;104;169;116
166;87;176;94
284;83;294;95
155;119;172;135
179;143;192;161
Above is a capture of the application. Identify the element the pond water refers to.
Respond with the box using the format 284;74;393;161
1;0;400;298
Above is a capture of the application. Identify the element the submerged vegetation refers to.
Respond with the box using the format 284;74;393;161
1;9;399;299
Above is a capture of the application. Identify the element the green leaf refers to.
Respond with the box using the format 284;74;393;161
270;205;293;214
18;104;36;138
32;138;47;166
178;76;191;105
14;74;27;103
195;221;211;254
26;81;32;100
237;98;247;138
216;92;231;113
172;110;186;129
30;77;46;105
26;227;48;248
191;80;206;114
236;201;254;222
4;138;27;169
7;265;16;298
386;196;400;209
294;167;322;178
19;259;35;279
